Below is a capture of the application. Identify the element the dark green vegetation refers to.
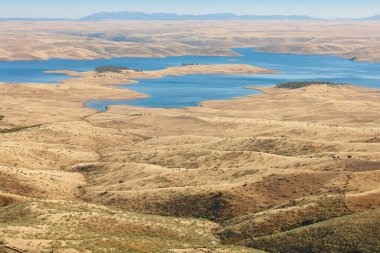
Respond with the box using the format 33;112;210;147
349;56;357;61
276;81;351;89
157;192;229;221
95;65;142;73
241;209;380;253
0;125;41;134
181;63;200;66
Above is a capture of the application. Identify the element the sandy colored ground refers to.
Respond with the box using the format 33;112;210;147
0;59;379;252
0;21;380;61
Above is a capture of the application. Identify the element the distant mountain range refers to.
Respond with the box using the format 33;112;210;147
1;12;380;22
80;12;320;21
362;15;380;20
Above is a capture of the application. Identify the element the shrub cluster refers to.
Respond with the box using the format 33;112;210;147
276;81;350;89
0;124;41;134
95;66;142;73
181;63;199;66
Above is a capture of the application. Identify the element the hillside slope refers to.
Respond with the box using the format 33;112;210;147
0;68;379;252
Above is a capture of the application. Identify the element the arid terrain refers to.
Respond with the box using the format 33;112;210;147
1;21;380;61
0;20;380;253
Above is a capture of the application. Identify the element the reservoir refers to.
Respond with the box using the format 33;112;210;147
1;48;379;110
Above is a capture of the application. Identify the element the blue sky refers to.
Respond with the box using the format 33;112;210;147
1;0;379;19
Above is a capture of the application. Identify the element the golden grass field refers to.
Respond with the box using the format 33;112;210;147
0;21;380;61
0;21;379;253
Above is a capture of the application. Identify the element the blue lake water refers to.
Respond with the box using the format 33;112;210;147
0;48;379;110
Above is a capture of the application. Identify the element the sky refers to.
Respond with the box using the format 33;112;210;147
1;0;379;19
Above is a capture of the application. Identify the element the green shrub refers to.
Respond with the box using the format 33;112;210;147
276;81;351;89
0;124;41;134
95;65;142;73
182;63;199;66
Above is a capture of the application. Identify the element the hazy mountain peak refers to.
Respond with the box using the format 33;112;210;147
80;11;320;21
362;14;380;20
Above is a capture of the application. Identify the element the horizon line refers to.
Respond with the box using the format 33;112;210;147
0;11;379;20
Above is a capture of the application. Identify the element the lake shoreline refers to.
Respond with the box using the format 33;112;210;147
1;48;380;113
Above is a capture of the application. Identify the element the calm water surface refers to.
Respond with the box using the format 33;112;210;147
0;48;379;110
